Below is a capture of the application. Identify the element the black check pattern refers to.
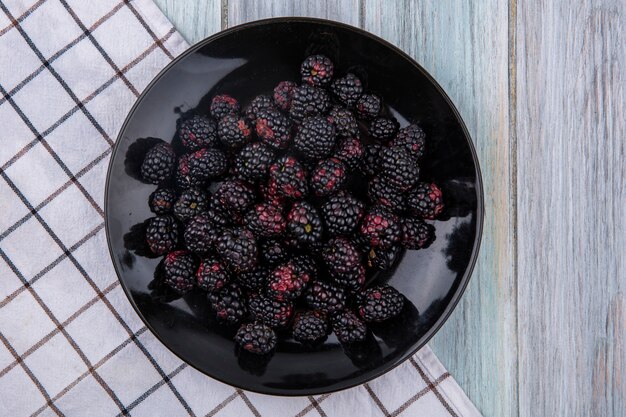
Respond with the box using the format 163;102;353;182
0;1;481;416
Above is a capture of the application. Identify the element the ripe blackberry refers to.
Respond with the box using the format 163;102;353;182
234;322;277;354
163;250;197;294
236;266;270;291
196;256;231;292
322;238;362;278
178;115;218;150
290;84;330;121
205;197;232;228
357;285;404;322
380;146;420;191
389;124;426;160
366;246;401;270
332;136;364;171
209;283;247;324
301;54;334;87
244;94;273;123
216;228;258;272
234;142;275;182
310;158;347;197
320;191;365;237
210;94;240;120
334;264;366;293
173;188;209;222
406;182;444;219
355;93;382;120
328;105;359;138
291;254;319;279
259;239;289;267
214;179;256;216
286;201;323;245
360;205;402;249
174;154;194;189
268;156;308;199
255;107;292;149
304;281;346;314
258;180;287;209
148;188;176;214
140;142;175;184
187;147;228;184
248;293;294;328
332;310;367;344
145;215;179;255
218;114;252;149
369;117;399;142
184;213;223;254
292;311;329;344
360;143;383;177
402;217;435;249
294;116;337;159
245;203;286;238
367;176;405;212
273;81;296;111
267;261;311;301
330;73;363;107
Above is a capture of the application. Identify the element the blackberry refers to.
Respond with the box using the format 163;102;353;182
248;293;294;328
210;94;240;120
380;146;420;191
402;217;434;249
174;154;194;189
218;114;252;149
294;116;336;159
360;143;383;177
292;254;319;278
178;115;218;150
290;84;330;121
310;157;347;197
258;180;287;209
255;107;292;149
322;238;362;278
405;182;444;219
292;311;329;344
332;310;367;344
359;205;402;249
148;188;176;214
300;54;334;87
184;213;223;254
332;136;364;171
236;266;270;291
196;256;231;292
205;198;232;228
355;93;382;120
286;201;323;245
163;250;197;294
209;283;247;324
234;322;277;354
244;94;273;123
357;285;404;322
259;239;289;267
273;81;296;111
140;142;176;184
245;203;286;238
330;73;363;107
145;215;179;255
320;191;365;237
173;188;209;222
367;246;401;270
327;105;359;138
369;117;399;142
389;124;426;160
267;261;312;301
304;281;346;314
335;264;366;292
234;142;275;182
268;156;308;199
187;147;228;184
216;228;258;272
367;176;405;212
214;179;256;216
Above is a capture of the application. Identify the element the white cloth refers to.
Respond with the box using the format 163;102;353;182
0;0;482;416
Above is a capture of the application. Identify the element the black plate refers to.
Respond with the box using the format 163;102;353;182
105;17;483;396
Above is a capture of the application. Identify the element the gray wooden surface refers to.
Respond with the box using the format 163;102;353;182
152;1;626;416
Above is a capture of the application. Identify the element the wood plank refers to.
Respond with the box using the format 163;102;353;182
363;2;517;417
152;0;222;43
516;0;625;416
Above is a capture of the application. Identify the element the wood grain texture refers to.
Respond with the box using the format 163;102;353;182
515;1;625;416
152;0;222;43
363;2;516;417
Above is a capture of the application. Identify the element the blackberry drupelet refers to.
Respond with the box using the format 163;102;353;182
369;117;400;142
330;73;363;107
405;182;444;220
367;175;406;212
357;285;404;322
380;146;420;191
236;266;270;292
214;179;256;216
367;246;401;270
196;255;231;292
210;94;240;120
178;115;218;151
234;322;277;354
234;142;275;182
184;213;223;254
248;293;294;328
332;309;367;344
320;191;365;237
255;107;292;149
245;203;286;238
322;237;362;278
148;188;176;214
355;93;382;120
286;201;323;245
290;84;330;121
293;115;337;159
401;217;434;249
244;94;273;123
327;105;359;138
300;54;334;87
259;239;289;267
360;143;383;177
292;311;329;344
310;157;347;197
173;188;209;222
209;283;247;324
145;215;179;255
332;136;364;171
163;250;197;294
267;261;311;301
389;124;426;160
268;156;308;199
273;81;296;111
218;114;252;149
304;281;346;314
216;228;258;272
140;142;176;184
359;205;402;249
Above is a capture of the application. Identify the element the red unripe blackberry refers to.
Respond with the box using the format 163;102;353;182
359;205;402;249
405;182;444;219
310;158;347;197
268;156;308;199
267;261;312;301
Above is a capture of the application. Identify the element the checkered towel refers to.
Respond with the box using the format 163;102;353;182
0;1;483;416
